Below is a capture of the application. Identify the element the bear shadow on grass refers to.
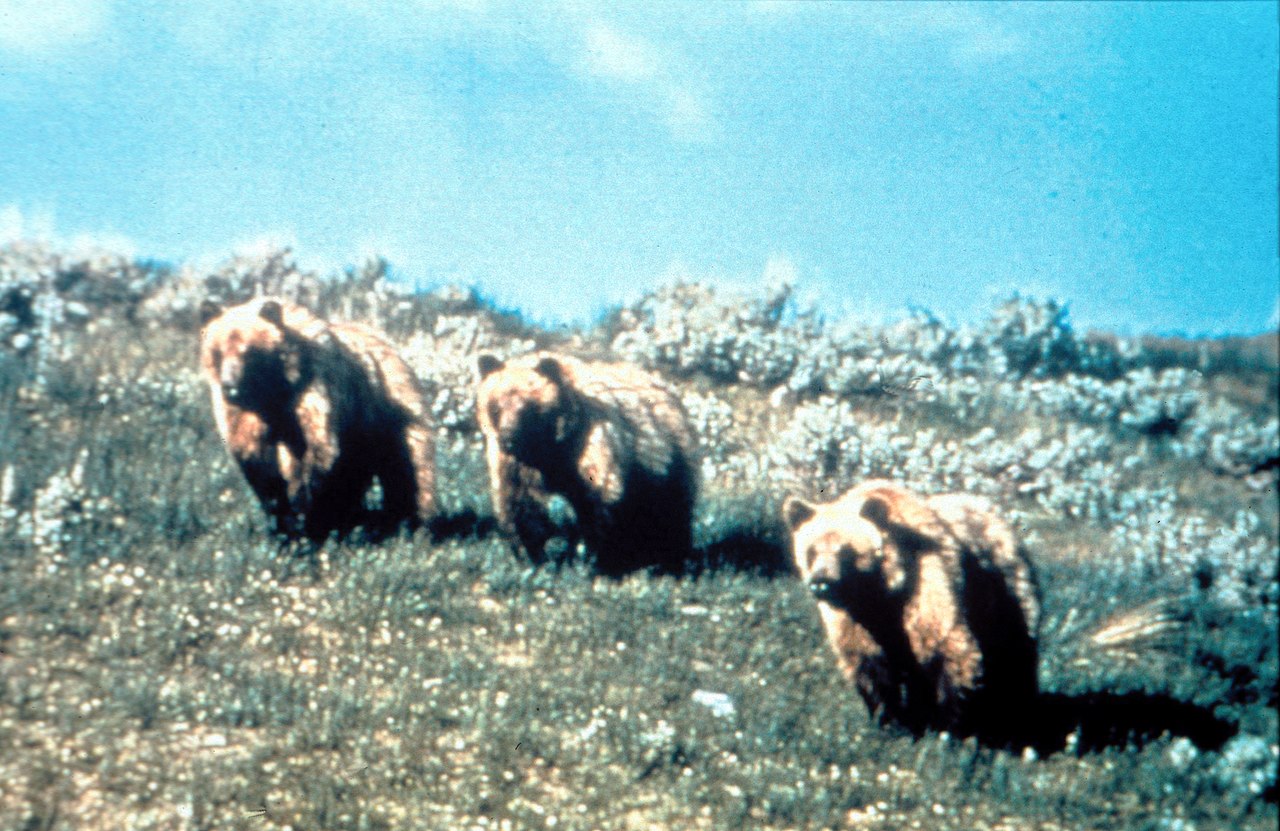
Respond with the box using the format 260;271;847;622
425;496;799;579
689;528;795;578
981;689;1238;756
425;509;499;544
265;507;498;555
686;504;797;578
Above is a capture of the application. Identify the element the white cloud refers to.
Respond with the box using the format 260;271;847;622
414;0;488;11
915;6;1025;66
67;230;135;258
0;204;56;243
187;231;296;273
0;204;140;258
665;86;713;141
950;23;1024;66
652;255;806;300
830;3;1026;68
0;0;110;56
0;205;25;242
748;1;802;15
576;21;715;142
583;23;659;81
149;3;718;143
231;232;300;262
762;253;799;289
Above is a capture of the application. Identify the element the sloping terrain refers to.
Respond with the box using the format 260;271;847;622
1;244;1276;829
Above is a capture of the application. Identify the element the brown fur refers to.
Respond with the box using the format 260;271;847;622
200;297;435;540
783;480;1039;736
476;351;698;575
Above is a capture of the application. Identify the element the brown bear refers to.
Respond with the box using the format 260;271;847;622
782;480;1039;739
199;297;435;541
475;351;698;576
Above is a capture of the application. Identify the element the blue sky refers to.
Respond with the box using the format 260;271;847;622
1;1;1276;335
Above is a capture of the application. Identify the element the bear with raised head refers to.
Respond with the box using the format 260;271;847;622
475;351;698;576
199;297;435;540
782;480;1039;738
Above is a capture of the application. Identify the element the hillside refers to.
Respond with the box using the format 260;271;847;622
0;243;1276;830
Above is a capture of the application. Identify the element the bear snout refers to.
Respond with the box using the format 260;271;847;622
807;575;839;603
496;429;520;453
501;409;556;455
219;368;252;403
219;362;243;399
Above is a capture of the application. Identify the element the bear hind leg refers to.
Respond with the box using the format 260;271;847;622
374;429;433;535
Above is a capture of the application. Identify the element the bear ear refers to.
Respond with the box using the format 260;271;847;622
781;495;817;531
198;300;223;326
259;300;285;328
860;492;938;556
534;356;565;385
477;354;505;378
859;494;894;530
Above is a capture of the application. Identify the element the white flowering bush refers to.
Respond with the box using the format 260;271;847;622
1109;491;1276;612
979;295;1098;379
0;241;1275;830
609;281;810;387
0;243;160;392
768;398;916;494
785;322;937;400
1212;735;1280;798
682;390;739;472
768;397;1150;525
139;247;332;328
1015;368;1201;436
1174;398;1279;475
6;450;114;562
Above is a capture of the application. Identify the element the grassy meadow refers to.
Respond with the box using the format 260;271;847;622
0;244;1276;830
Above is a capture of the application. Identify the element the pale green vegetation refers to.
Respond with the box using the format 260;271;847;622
1;244;1275;829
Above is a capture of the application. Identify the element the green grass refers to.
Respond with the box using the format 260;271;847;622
0;303;1275;830
3;532;1273;830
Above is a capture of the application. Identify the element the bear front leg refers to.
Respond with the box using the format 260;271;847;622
576;423;625;505
305;462;374;540
291;387;357;540
823;608;908;728
497;459;558;564
223;406;299;538
237;452;297;537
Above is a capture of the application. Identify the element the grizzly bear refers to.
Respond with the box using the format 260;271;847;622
199;297;435;541
782;480;1039;738
475;351;698;576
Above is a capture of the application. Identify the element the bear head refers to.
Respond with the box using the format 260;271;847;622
783;485;942;609
476;354;584;464
200;298;311;412
783;495;895;608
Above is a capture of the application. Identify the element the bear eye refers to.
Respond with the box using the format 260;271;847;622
488;401;502;427
211;347;222;367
